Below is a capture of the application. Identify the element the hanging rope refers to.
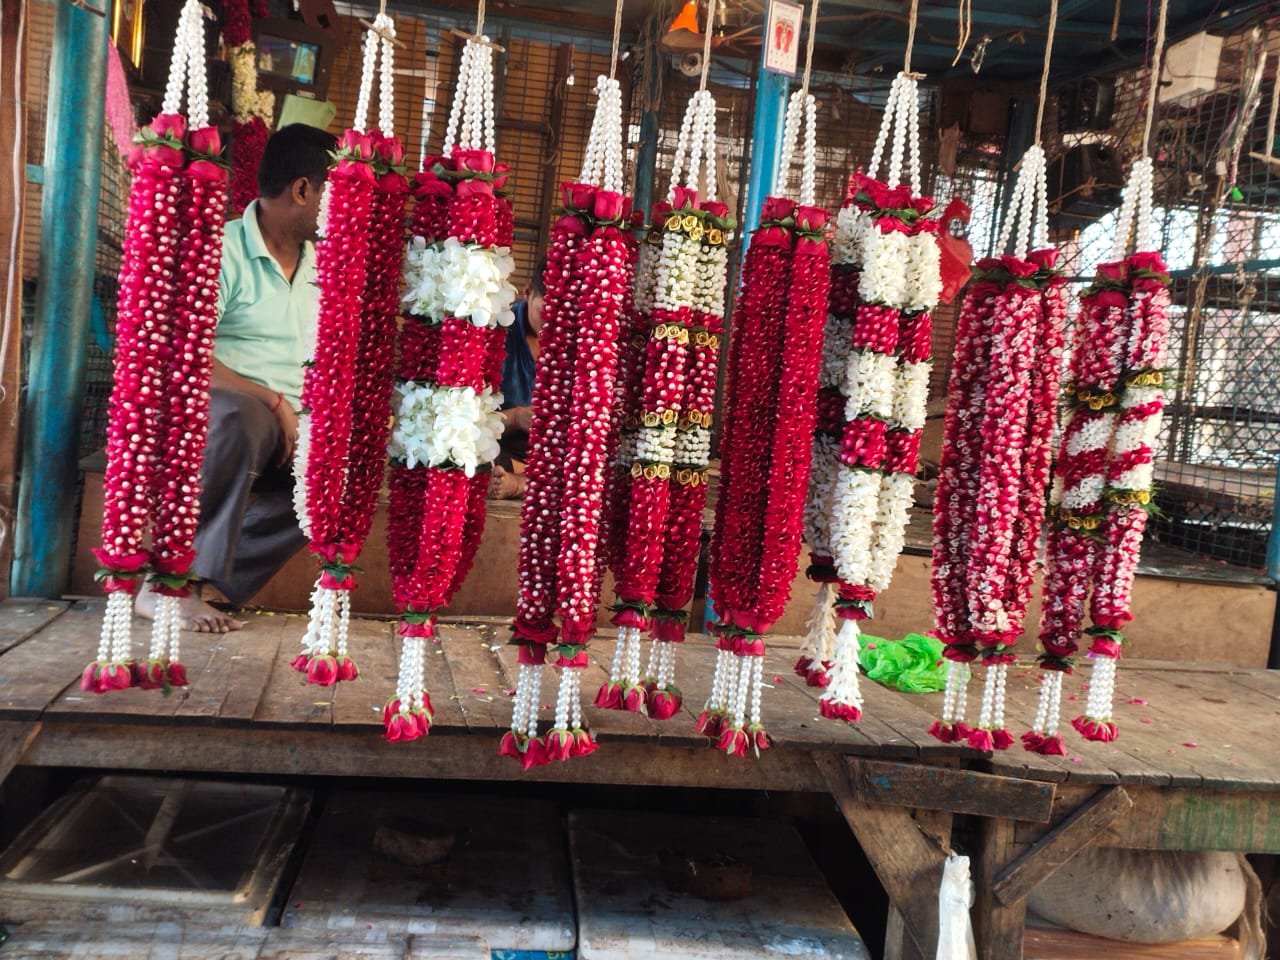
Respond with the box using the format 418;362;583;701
699;0;715;91
799;0;819;100
903;0;919;74
476;0;486;38
609;0;624;79
1033;0;1059;144
777;0;820;205
1141;0;1170;157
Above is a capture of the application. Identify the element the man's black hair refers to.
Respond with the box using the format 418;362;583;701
257;124;338;199
529;258;548;297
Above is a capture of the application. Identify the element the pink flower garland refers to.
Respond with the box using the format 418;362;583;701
230;117;269;214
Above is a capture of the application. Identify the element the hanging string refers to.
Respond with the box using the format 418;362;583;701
609;0;624;79
1141;0;1170;157
1033;0;1059;145
698;0;715;91
951;0;971;68
903;0;919;74
476;0;486;38
799;0;820;99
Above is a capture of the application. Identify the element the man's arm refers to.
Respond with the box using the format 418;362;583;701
211;358;299;467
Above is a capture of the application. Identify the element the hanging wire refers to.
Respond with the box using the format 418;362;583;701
1032;0;1059;144
903;0;919;74
951;0;971;68
609;0;624;79
698;0;715;91
1141;0;1170;157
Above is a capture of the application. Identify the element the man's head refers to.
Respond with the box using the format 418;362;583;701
256;124;337;242
524;259;548;334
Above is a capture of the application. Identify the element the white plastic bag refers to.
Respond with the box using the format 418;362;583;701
936;854;977;960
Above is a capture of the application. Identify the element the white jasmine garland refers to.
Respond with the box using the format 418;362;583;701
845;350;897;421
868;473;914;592
693;244;729;317
821;312;854;392
389;381;504;476
292;411;313;536
804;435;840;555
673;424;712;466
891;360;931;432
858;228;911;308
905;231;943;313
828;469;881;585
401;236;517;327
635;424;678;463
832;206;871;267
653;232;700;310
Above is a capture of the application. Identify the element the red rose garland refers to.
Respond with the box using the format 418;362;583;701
930;146;1068;750
505;76;634;768
705;87;827;756
88;0;226;694
1026;158;1170;750
294;17;406;687
385;35;516;743
223;0;274;213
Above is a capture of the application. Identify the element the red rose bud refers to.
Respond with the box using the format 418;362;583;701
695;709;723;738
414;174;454;201
594;682;623;710
454;148;495;173
991;728;1014;750
80;662;103;693
383;698;402;726
794;656;813;679
761;196;796;222
384;712;420;743
187;125;221;157
795;205;828;231
1072;716;1119;742
571;729;598;758
306;655;338;686
1027;247;1059;271
1094;259;1127;283
716;726;749;758
806;666;832;688
412;709;432;737
150;112;187;142
751;725;772;753
520;736;551;770
456;178;495;198
545;729;574;762
966;727;995;752
647;689;682;720
651;200;673;224
378;138;406;168
337;657;359;682
1128;250;1167;274
754;225;790;248
1031;732;1069;755
592;189;627;222
820;699;861;723
517;643;548;666
291;653;311;673
1088;639;1123;659
166;661;188;687
562;181;597;211
622;685;646;712
702;200;730;220
498;730;523;759
672;185;699;210
928;720;957;743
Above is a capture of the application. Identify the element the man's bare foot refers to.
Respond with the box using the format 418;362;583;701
134;586;246;633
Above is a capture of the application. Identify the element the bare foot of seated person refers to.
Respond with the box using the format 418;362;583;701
134;583;246;634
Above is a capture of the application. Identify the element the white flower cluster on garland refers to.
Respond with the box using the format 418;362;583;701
401;236;517;328
389;382;504;476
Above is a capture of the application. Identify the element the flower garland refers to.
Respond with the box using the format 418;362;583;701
704;87;829;757
601;85;733;723
293;16;408;687
504;74;635;768
88;0;228;694
1026;158;1170;751
224;1;276;213
384;34;516;743
929;145;1068;750
793;72;940;730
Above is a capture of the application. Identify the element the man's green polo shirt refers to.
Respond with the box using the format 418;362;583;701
215;200;317;408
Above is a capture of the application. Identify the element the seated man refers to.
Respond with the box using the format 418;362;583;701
490;262;546;500
136;123;336;632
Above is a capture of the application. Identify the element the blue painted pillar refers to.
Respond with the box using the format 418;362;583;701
740;52;790;236
1268;456;1280;582
12;0;112;597
633;57;663;218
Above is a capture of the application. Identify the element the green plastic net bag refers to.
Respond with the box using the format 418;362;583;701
861;632;947;694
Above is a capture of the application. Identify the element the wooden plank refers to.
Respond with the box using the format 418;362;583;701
0;599;69;655
885;807;954;960
330;617;397;731
1023;926;1241;959
23;721;833;792
992;785;1132;906
419;626;468;732
437;623;511;733
1096;785;1280;853
817;754;944;959
0;600;99;719
174;612;294;726
251;618;338;728
844;756;1056;822
0;720;40;786
974;816;1025;960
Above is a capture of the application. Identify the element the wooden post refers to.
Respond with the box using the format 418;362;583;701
974;817;1025;960
0;0;28;598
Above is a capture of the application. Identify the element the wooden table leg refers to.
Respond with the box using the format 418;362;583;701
974;816;1025;960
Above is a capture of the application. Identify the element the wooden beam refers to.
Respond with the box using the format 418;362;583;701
0;721;41;787
992;785;1132;907
844;757;1056;823
974;816;1024;960
0;0;28;598
817;754;945;959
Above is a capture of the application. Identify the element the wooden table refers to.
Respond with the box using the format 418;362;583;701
1;597;1278;960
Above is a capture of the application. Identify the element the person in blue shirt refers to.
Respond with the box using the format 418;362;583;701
490;261;545;499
